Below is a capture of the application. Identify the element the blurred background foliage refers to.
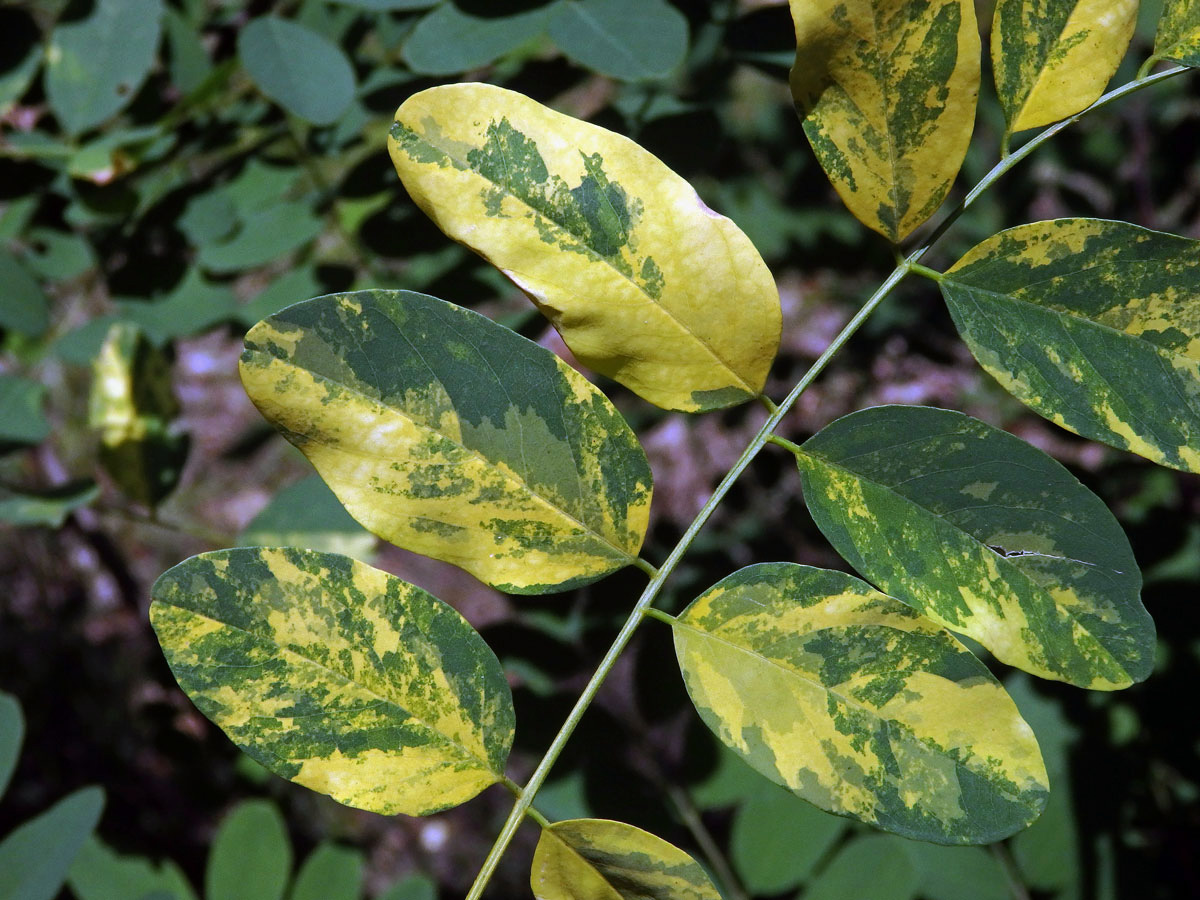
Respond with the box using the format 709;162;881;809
1;0;1198;897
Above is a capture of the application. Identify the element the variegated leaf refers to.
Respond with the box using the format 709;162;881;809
150;547;514;815
1155;1;1200;69
992;0;1138;134
793;406;1154;690
531;819;721;900
673;563;1048;844
940;219;1200;473
240;290;652;595
387;83;780;413
788;0;980;243
88;322;188;508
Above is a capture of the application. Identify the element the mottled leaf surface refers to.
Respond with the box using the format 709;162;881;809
992;0;1137;134
1155;0;1200;66
788;0;980;242
240;290;651;594
88;323;187;508
531;818;721;900
150;547;514;815
795;406;1153;689
942;219;1200;473
388;83;780;412
673;563;1047;844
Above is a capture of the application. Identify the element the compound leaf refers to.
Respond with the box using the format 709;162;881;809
238;16;355;125
992;0;1137;134
240;290;652;594
150;547;515;815
45;0;163;134
1155;0;1200;66
941;219;1200;473
531;819;721;900
673;563;1048;844
788;0;981;243
793;406;1154;690
388;83;780;412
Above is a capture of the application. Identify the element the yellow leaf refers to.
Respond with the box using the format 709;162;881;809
788;0;981;242
387;83;780;413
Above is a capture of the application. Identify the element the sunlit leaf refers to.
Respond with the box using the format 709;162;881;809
240;475;376;562
793;405;1154;689
238;17;356;125
206;801;290;900
804;836;918;900
402;4;554;76
0;692;22;801
1155;0;1200;66
788;0;980;242
531;818;721;900
240;290;652;594
290;844;363;900
941;219;1200;473
150;547;515;815
992;0;1137;134
673;563;1048;844
88;323;188;508
0;787;105;900
45;0;163;134
388;83;780;412
548;0;689;80
67;837;197;900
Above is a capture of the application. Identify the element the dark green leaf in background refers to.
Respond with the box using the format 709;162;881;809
240;474;376;562
67;837;196;900
0;43;42;117
117;270;237;344
331;0;438;9
205;801;290;900
402;3;556;75
0;482;100;528
21;228;97;283
196;201;323;273
45;0;164;135
795;405;1154;689
0;786;105;900
730;785;845;895
236;268;324;326
805;836;918;900
238;17;356;125
548;0;689;80
164;8;213;94
0;692;22;801
902;843;1008;900
290;844;363;900
941;218;1200;473
0;375;50;449
0;250;49;338
377;876;436;900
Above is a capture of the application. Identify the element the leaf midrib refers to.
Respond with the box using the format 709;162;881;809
402;123;757;397
797;447;1131;681
245;347;639;568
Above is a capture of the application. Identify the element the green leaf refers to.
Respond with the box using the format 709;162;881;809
22;228;97;282
165;7;213;94
150;547;515;815
788;0;981;242
238;17;356;125
88;323;187;508
239;290;652;594
940;218;1200;473
45;0;164;135
530;819;721;900
0;376;50;449
401;4;554;76
804;836;918;900
289;844;363;900
67;837;196;900
241;475;376;561
196;201;323;273
730;786;846;894
0;786;105;900
0;249;49;338
205;801;290;900
332;0;437;9
991;0;1138;134
902;844;1009;900
388;83;780;412
237;267;324;327
0;43;42;117
794;405;1154;689
0;692;22;801
0;482;100;527
1155;0;1200;66
117;270;238;343
377;876;435;900
548;0;689;81
1011;776;1079;890
673;563;1048;844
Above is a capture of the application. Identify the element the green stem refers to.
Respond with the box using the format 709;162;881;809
990;843;1032;900
906;262;944;283
665;783;750;900
463;62;1191;899
642;607;677;625
633;557;660;578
